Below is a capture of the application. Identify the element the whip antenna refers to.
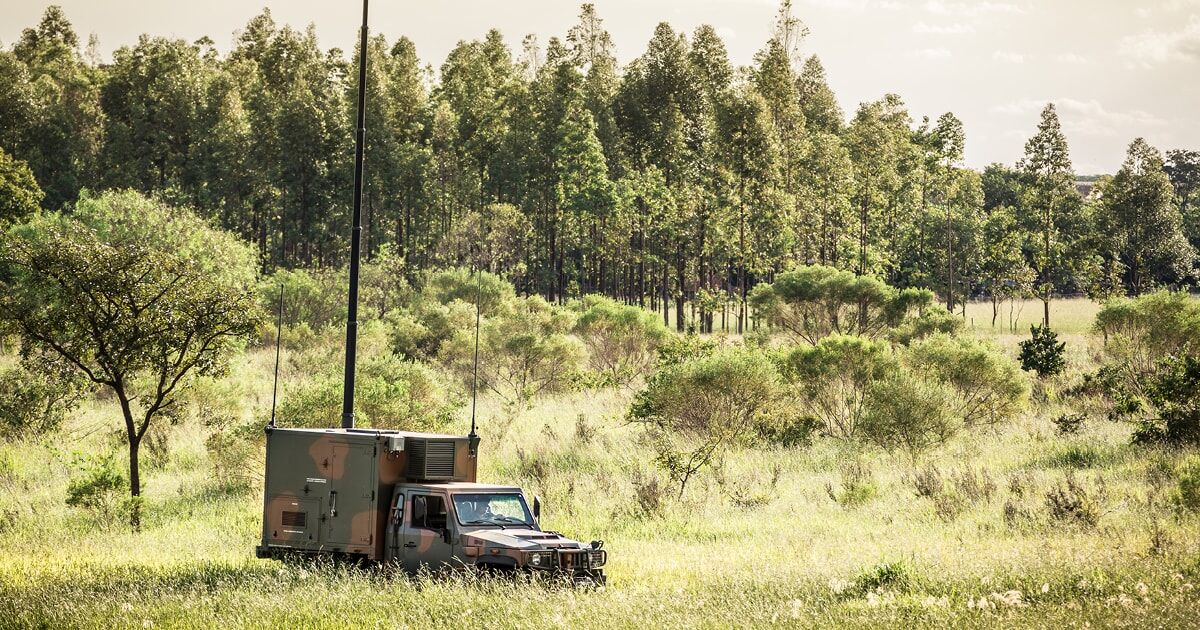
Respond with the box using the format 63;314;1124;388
269;284;284;428
467;235;484;456
341;0;369;429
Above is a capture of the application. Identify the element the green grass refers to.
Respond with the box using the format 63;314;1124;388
3;298;1200;628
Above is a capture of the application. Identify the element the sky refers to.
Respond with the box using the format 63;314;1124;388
2;0;1198;174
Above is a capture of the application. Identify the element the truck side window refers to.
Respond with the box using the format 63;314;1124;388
412;494;448;530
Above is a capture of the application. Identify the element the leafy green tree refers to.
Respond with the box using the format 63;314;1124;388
0;191;261;528
1100;138;1195;294
1018;324;1066;378
905;334;1029;427
1165;149;1200;243
796;55;842;134
0;147;43;224
1018;104;1078;326
979;205;1034;328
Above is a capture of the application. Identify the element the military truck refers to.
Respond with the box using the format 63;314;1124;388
255;427;606;584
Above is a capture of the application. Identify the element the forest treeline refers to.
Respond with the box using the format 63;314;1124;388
2;3;1200;332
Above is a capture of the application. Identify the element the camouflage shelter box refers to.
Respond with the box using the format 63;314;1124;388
257;427;477;561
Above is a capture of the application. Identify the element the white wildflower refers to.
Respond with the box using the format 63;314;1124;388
1041;583;1050;594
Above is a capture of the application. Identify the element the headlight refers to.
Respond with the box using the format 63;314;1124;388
588;550;606;567
527;551;553;568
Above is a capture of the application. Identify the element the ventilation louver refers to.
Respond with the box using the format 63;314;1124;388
406;438;458;480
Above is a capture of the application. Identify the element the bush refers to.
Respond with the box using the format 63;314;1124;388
65;454;127;523
888;305;962;345
441;295;583;408
826;460;878;508
1045;472;1102;528
861;371;958;456
280;354;459;431
422;267;514;316
1095;291;1200;377
1133;354;1200;446
0;364;85;439
1053;412;1087;435
259;267;346;332
780;334;897;440
631;347;785;497
905;334;1030;427
749;265;936;344
1019;324;1066;377
574;295;669;385
1175;458;1200;513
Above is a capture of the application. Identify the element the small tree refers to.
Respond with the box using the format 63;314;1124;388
574;295;669;385
630;347;784;498
0;191;260;529
1019;324;1066;378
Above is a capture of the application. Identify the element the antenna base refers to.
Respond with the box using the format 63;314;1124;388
341;412;355;429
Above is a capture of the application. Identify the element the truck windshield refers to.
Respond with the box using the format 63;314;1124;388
453;493;534;528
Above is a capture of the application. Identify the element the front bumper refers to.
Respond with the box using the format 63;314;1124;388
526;548;606;584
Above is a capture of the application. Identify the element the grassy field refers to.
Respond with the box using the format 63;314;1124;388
2;298;1199;628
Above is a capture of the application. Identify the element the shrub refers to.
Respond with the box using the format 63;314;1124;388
1052;412;1087;435
826;460;878;508
850;561;913;596
441;295;583;408
422;267;514;316
259;267;346;332
912;464;943;498
1095;291;1200;377
1019;324;1066;377
0;364;85;439
1175;458;1200;513
654;332;719;370
861;371;959;456
631;347;785;497
749;265;936;344
1045;472;1102;528
888;305;962;345
1133;354;1200;446
387;301;475;361
905;334;1030;427
65;454;127;522
780;334;897;440
280;354;459;431
574;295;669;385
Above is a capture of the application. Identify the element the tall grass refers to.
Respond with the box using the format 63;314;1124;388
2;299;1199;628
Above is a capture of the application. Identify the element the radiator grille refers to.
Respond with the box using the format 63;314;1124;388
281;511;307;528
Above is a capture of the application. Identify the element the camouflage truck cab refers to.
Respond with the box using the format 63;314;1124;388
256;427;605;584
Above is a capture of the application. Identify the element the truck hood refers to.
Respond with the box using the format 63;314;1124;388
462;529;587;551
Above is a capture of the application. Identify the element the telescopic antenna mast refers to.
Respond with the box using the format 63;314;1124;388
269;284;284;428
341;0;369;430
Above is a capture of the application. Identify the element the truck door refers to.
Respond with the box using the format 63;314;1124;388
401;492;455;573
324;443;375;548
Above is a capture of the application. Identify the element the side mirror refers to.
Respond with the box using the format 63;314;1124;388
533;496;542;521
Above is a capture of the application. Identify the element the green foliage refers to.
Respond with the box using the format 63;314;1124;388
441;295;582;408
850;561;913;596
0;364;85;439
1095;291;1200;378
1134;355;1200;446
423;268;515;317
259;268;346;333
1174;457;1200;513
0;190;261;515
281;352;459;432
573;295;669;385
631;347;786;496
861;371;958;456
749;265;937;344
887;304;962;345
905;334;1030;427
780;334;896;439
1019;324;1066;377
1045;472;1102;528
65;453;127;521
0;147;43;224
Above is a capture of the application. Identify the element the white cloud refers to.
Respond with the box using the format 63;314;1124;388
993;50;1028;63
907;47;952;59
1055;52;1089;64
913;21;975;34
716;26;738;41
1119;17;1200;66
992;98;1168;137
923;0;1026;16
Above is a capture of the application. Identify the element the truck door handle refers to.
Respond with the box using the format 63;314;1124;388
404;542;417;548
